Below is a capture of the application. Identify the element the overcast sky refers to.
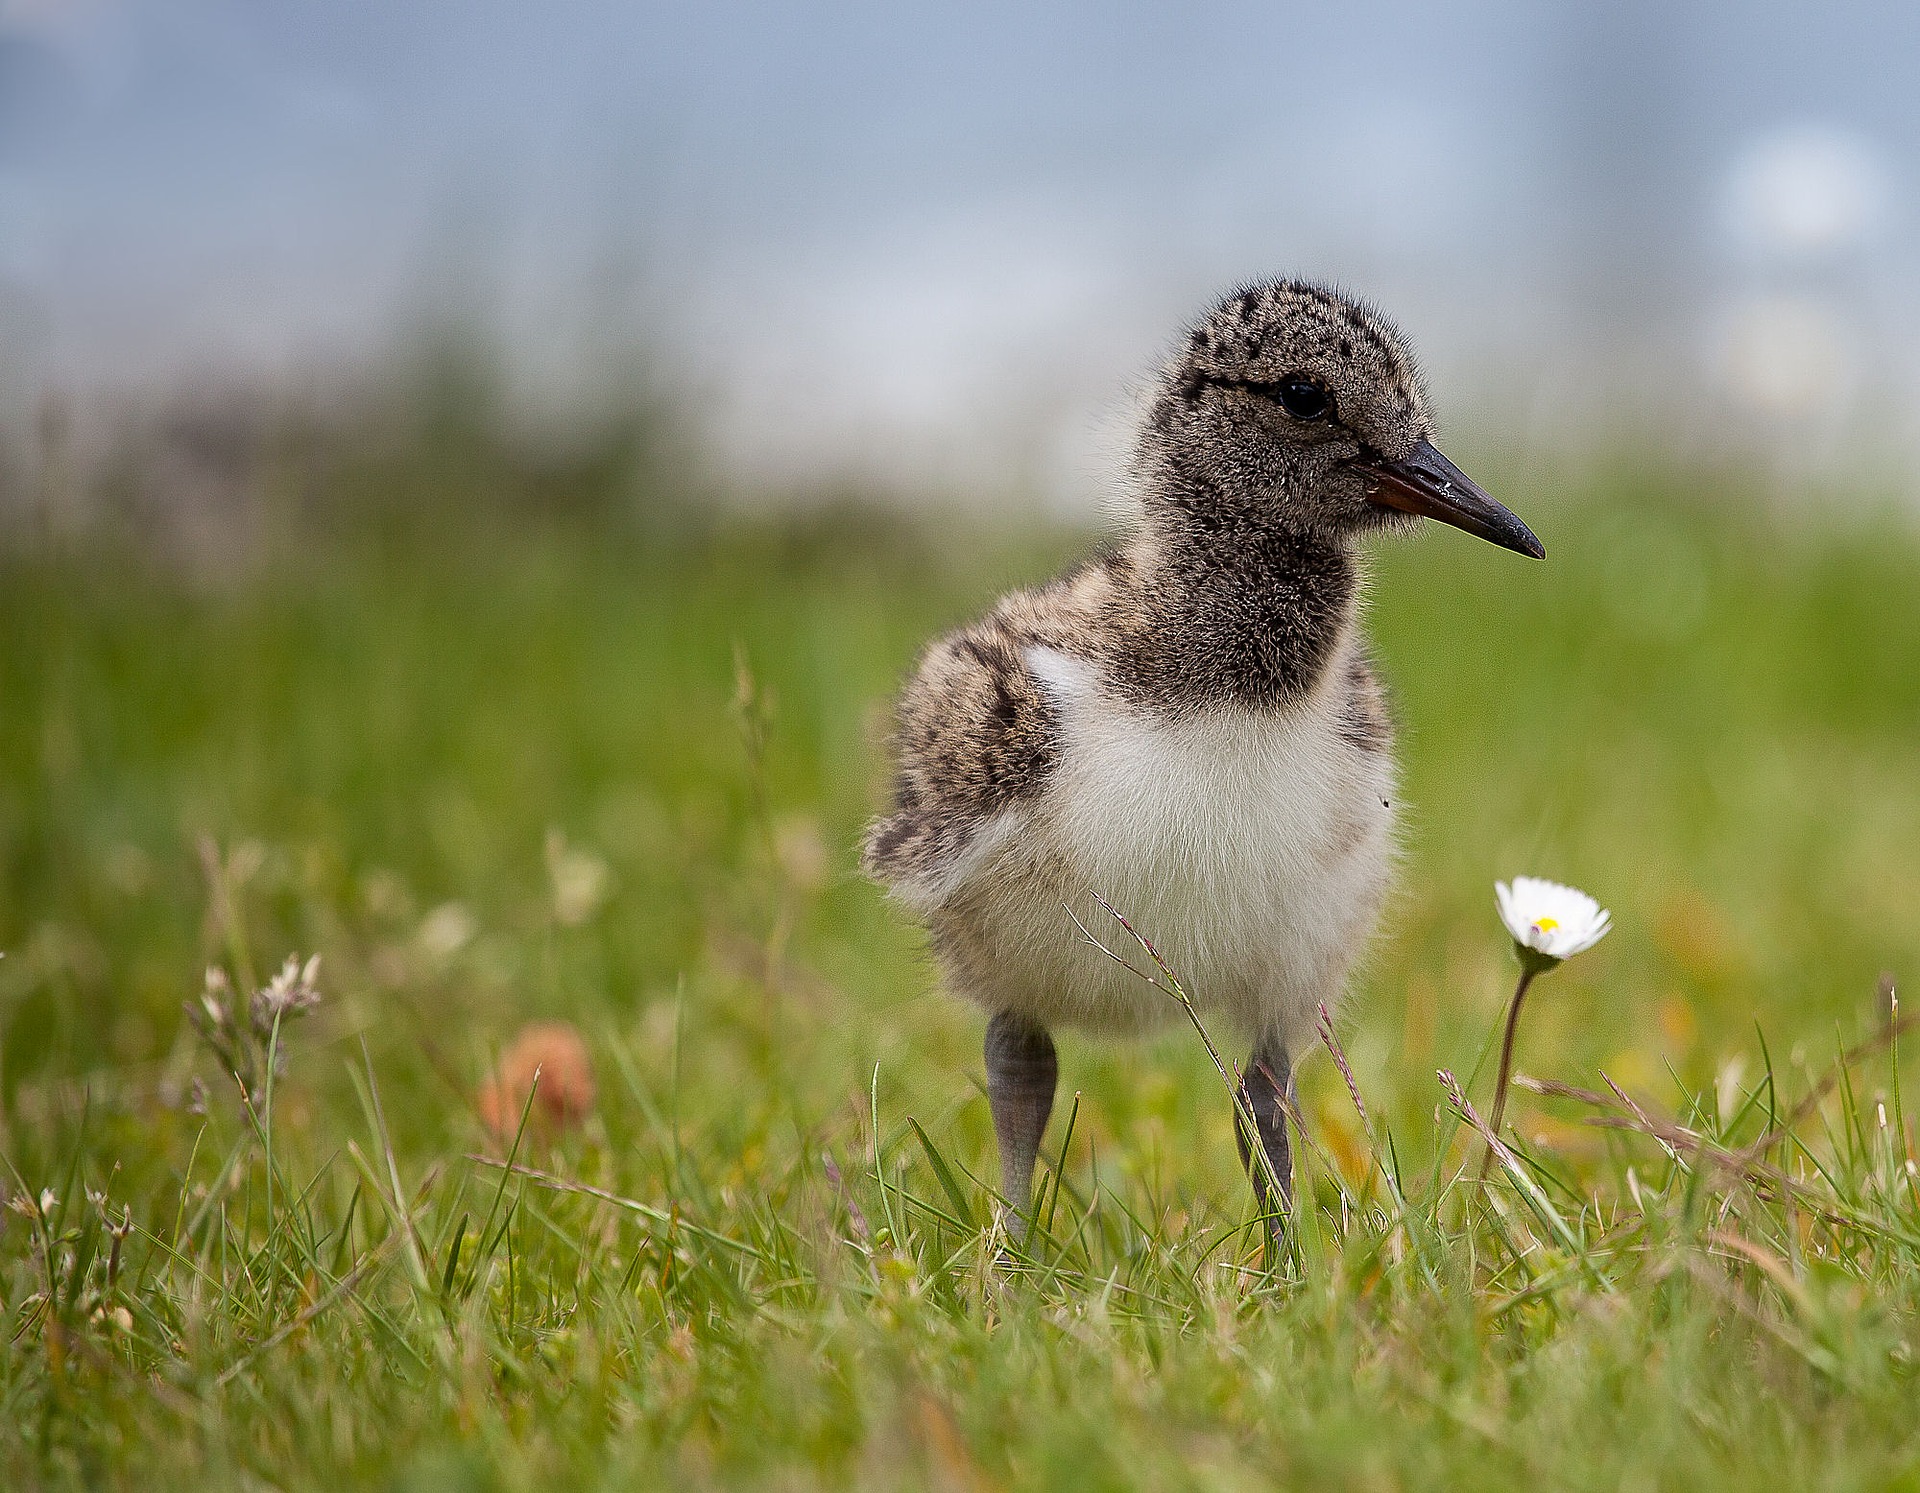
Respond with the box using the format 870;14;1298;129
2;1;1916;497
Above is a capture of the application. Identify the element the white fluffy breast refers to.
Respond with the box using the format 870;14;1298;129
941;642;1397;1044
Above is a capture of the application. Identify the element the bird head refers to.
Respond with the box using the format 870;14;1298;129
1143;280;1543;559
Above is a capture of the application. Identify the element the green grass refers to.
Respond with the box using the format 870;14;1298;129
5;448;1920;1489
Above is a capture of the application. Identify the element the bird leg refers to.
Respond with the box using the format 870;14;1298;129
1235;1038;1295;1230
984;1011;1057;1240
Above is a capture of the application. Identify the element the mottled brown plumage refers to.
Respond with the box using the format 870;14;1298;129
864;279;1543;1237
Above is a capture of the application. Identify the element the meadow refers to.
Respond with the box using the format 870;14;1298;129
5;391;1920;1489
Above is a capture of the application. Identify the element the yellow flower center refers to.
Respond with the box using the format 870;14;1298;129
1532;917;1559;934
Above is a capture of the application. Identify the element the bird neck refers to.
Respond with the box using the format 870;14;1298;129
1112;479;1359;714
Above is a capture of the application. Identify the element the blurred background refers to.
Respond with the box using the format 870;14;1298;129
4;0;1920;510
1;1;1919;1176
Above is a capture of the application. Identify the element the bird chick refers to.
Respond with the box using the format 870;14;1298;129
864;280;1542;1237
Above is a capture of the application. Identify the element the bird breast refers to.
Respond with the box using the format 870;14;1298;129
939;641;1397;1040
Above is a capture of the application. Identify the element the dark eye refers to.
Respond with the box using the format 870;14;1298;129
1272;374;1329;421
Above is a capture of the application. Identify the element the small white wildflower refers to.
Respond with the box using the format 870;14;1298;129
1496;876;1611;973
39;1189;57;1216
1480;875;1614;1175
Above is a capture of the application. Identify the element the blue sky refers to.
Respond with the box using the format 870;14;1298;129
2;1;1916;495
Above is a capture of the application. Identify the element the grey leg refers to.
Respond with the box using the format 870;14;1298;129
984;1012;1057;1238
1235;1038;1295;1228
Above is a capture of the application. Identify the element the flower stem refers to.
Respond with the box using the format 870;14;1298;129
1480;966;1538;1180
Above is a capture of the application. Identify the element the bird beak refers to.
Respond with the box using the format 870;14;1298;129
1355;439;1545;559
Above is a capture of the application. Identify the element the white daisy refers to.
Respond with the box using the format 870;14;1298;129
1495;876;1611;970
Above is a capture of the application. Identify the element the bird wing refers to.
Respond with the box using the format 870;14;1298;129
862;621;1062;910
1334;648;1395;757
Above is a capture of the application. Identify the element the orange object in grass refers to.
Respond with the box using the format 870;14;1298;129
476;1021;596;1140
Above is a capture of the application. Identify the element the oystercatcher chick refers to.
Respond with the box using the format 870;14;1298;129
864;280;1545;1236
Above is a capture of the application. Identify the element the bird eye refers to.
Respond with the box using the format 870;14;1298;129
1272;375;1330;420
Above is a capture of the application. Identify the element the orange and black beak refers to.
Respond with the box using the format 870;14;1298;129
1355;440;1545;559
